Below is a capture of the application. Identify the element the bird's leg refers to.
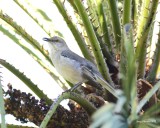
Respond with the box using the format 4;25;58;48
64;82;83;93
70;82;83;91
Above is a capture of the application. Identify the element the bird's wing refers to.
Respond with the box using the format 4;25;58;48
61;50;89;63
61;50;99;72
61;50;102;84
81;66;118;98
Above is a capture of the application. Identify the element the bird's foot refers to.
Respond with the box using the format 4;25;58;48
64;82;83;93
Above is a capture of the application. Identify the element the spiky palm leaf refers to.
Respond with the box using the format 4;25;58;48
0;0;160;127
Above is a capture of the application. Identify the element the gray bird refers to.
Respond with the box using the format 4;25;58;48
43;36;117;98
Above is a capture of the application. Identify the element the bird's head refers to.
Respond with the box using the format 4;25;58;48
43;36;68;52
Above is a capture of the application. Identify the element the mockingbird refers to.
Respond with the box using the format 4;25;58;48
43;36;117;98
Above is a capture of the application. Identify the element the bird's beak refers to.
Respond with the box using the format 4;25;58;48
43;37;50;42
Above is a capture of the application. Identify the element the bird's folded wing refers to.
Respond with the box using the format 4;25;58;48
81;66;118;98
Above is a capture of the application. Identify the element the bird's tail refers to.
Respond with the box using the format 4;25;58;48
95;74;118;98
82;66;118;98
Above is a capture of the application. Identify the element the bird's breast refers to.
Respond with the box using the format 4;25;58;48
52;52;85;84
